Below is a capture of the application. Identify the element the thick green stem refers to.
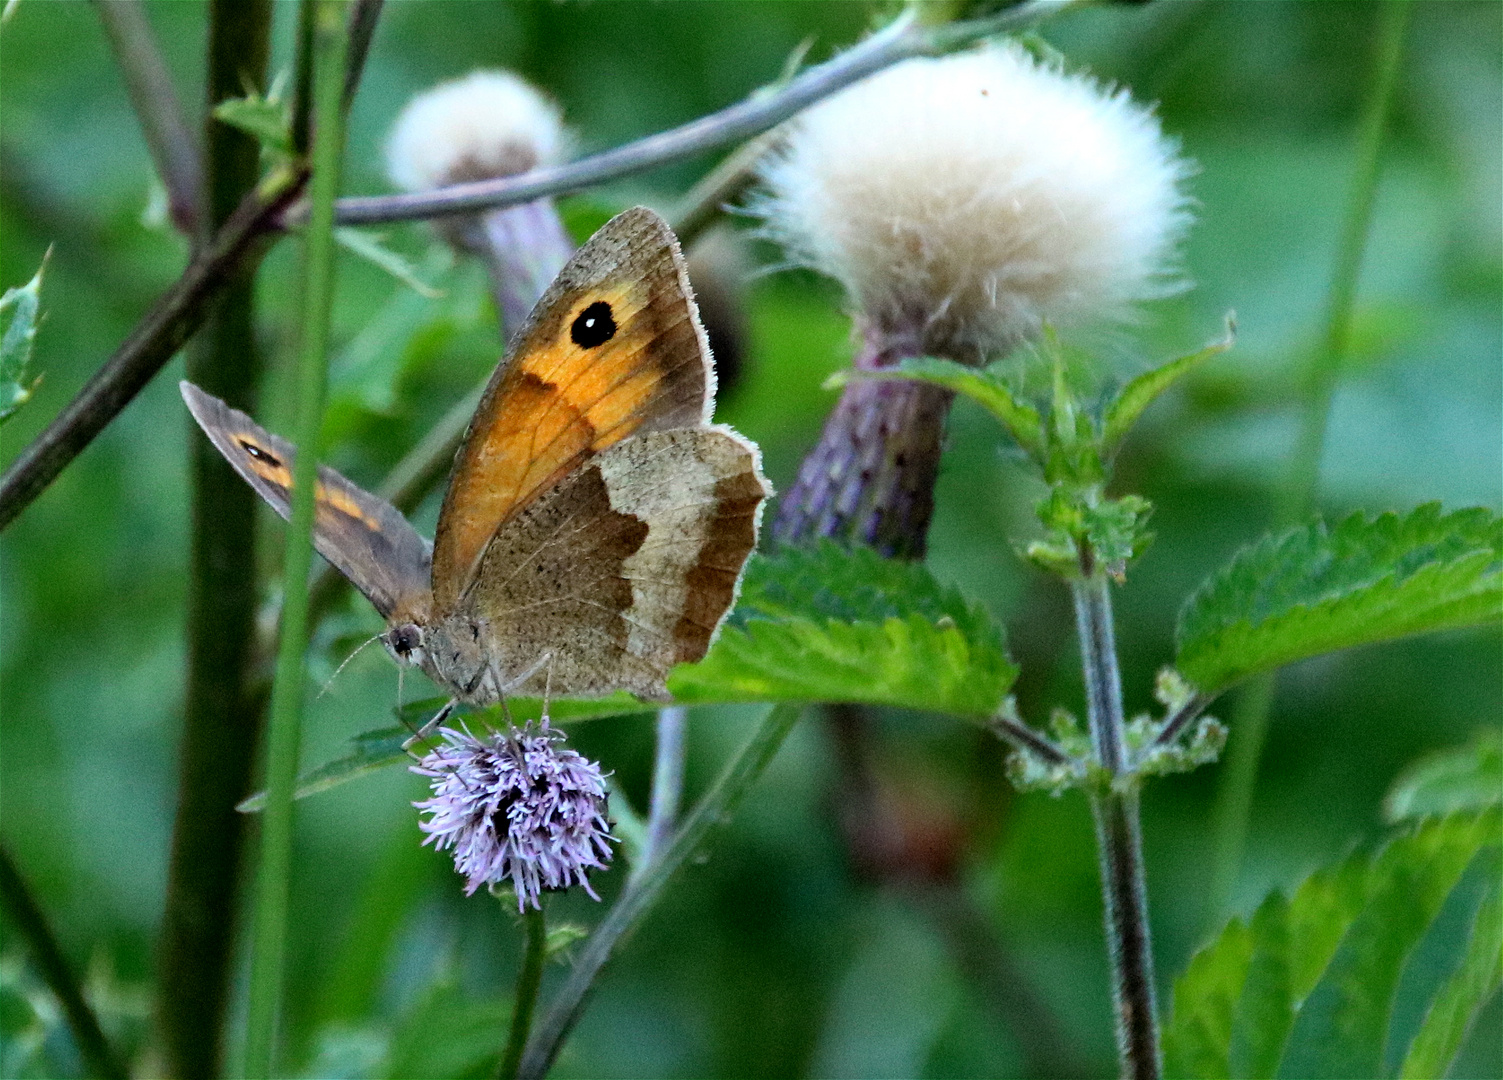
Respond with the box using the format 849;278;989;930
498;904;547;1080
642;706;688;867
0;844;127;1080
1072;573;1160;1080
158;3;271;1075
240;4;349;1075
1209;0;1409;925
517;704;803;1080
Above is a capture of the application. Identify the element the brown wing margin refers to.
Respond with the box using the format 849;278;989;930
180;382;432;623
431;207;713;610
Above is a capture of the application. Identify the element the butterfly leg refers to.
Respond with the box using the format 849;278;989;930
403;697;457;751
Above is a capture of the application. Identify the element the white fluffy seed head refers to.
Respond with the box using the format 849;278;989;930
755;43;1192;362
386;70;567;191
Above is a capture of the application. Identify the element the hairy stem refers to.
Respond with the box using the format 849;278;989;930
518;704;803;1080
92;0;203;233
1208;0;1409;925
240;4;349;1074
1073;572;1160;1080
0;844;128;1080
158;2;272;1075
498;903;547;1080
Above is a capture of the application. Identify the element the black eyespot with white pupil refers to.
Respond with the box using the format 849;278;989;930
241;440;281;468
570;301;616;348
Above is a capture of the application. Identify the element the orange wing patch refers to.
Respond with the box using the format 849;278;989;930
235;433;384;533
433;264;708;608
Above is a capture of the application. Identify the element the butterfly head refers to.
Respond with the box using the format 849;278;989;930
383;622;427;670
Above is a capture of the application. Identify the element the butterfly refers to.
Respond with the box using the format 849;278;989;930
183;206;770;707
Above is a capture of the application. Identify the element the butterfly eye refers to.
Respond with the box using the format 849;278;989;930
570;301;616;348
388;624;422;658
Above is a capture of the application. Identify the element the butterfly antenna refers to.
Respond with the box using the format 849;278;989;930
403;699;456;752
317;633;382;699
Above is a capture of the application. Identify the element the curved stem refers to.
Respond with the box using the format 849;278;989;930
1072;573;1160;1080
517;704;803;1080
1209;0;1409;925
0;843;127;1080
322;0;1073;227
498;903;547;1080
240;4;350;1074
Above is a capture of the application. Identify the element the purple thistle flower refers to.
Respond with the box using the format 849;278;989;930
412;720;615;910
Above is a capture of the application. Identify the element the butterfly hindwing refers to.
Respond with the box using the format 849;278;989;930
458;427;768;701
180;382;432;623
431;207;713;610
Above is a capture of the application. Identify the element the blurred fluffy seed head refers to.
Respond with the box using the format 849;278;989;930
755;44;1192;362
386;70;567;191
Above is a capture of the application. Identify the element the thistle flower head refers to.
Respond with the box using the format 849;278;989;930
755;43;1191;362
386;70;567;191
413;721;614;910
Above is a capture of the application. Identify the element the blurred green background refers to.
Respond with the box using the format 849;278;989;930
1;2;1499;1077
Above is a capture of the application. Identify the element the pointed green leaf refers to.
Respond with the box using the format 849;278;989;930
335;228;444;299
828;357;1046;461
1385;728;1503;823
213;92;291;156
0;255;47;424
1398;867;1502;1079
1165;809;1501;1080
1102;318;1235;455
1163;914;1253;1078
1176;505;1503;693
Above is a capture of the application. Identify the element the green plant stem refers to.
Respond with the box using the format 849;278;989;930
158;2;272;1075
240;4;349;1075
1208;0;1410;926
1072;572;1160;1080
517;704;804;1080
499;903;548;1080
0;843;128;1080
643;705;688;867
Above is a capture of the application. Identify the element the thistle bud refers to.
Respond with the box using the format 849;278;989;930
386;70;576;334
755;43;1190;556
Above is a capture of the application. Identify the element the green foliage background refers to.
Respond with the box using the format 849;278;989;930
1;2;1498;1076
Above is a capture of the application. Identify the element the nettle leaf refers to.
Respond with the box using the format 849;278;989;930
1385;728;1503;823
1164;808;1502;1080
668;544;1017;718
245;545;1014;807
1101;317;1235;456
213;91;291;157
1176;505;1502;693
0;254;47;424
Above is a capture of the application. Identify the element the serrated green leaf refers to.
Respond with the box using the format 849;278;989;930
213;93;291;156
1385;728;1503;823
1398;865;1502;1079
335;228;444;299
0;255;46;424
669;544;1017;718
1102;319;1235;455
1276;813;1493;1078
1165;810;1502;1080
1163;914;1253;1079
1176;505;1503;693
828;357;1045;461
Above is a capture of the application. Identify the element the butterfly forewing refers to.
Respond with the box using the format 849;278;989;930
180;382;432;623
431;207;713;610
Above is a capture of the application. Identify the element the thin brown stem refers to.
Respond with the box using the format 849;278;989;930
93;0;203;234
